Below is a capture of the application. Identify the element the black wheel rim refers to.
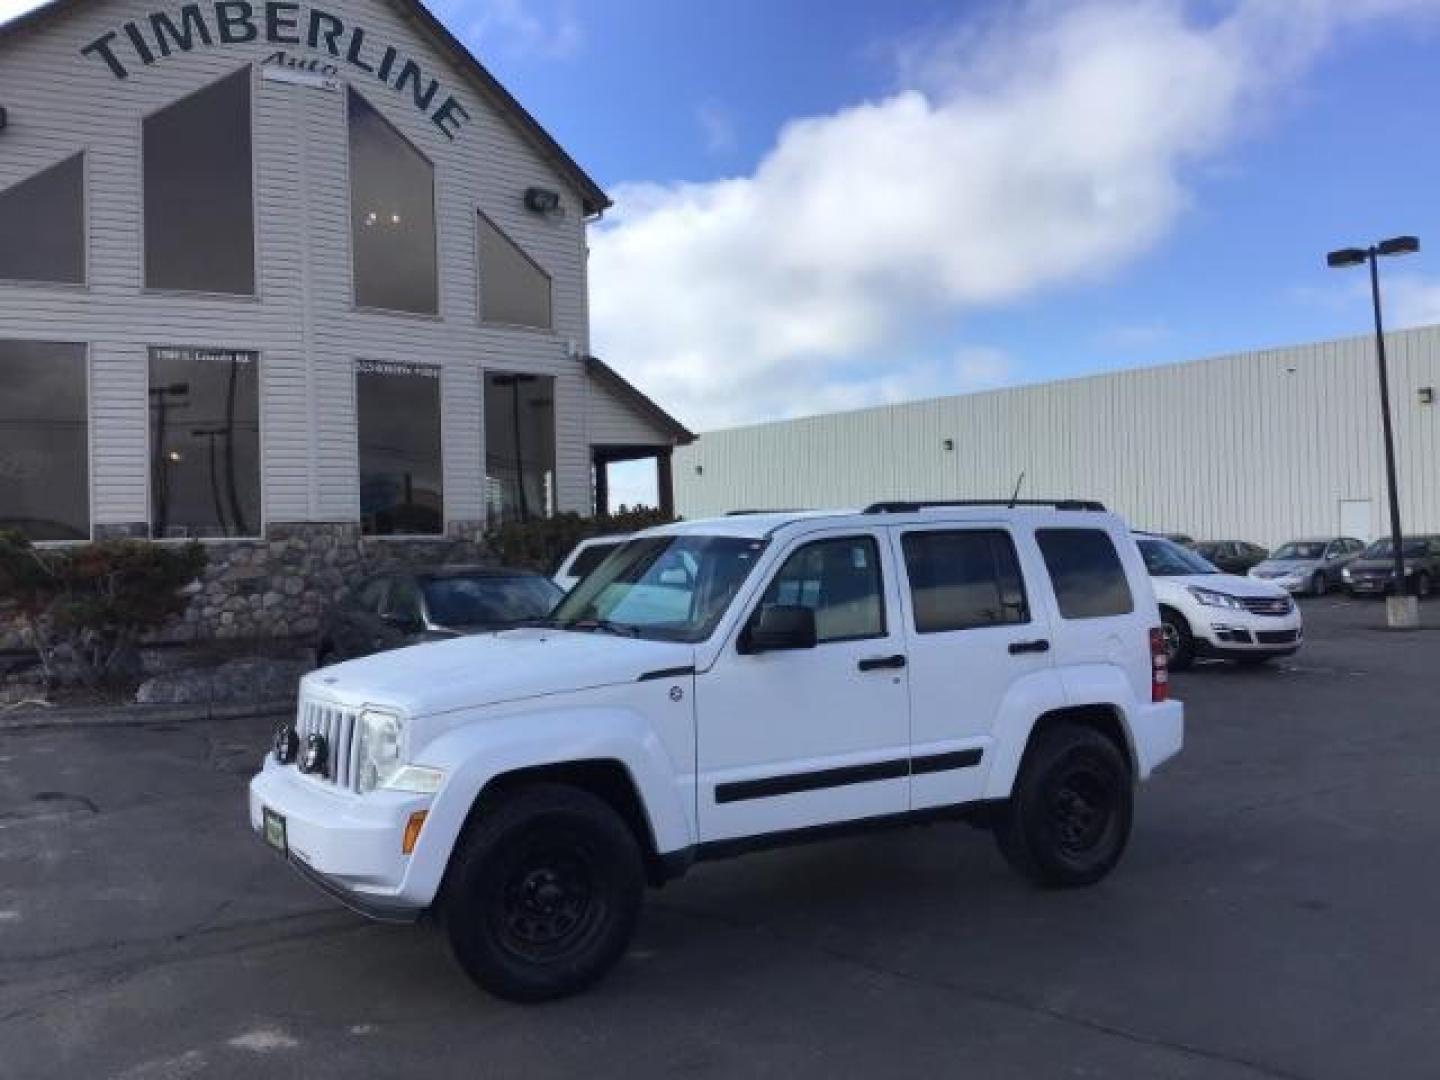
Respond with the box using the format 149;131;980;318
489;833;604;963
1047;766;1113;855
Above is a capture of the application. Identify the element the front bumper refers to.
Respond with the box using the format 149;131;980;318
1192;609;1303;655
248;757;433;921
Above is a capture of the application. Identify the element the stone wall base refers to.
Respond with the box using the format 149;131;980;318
1;521;492;660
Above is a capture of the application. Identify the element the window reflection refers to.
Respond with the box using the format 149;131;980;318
357;360;443;535
143;68;254;295
349;89;438;314
485;372;555;524
0;340;89;541
148;347;261;538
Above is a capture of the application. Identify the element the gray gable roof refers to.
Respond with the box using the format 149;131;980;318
0;0;611;215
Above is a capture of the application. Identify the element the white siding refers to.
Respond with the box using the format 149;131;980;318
676;325;1440;547
0;0;599;533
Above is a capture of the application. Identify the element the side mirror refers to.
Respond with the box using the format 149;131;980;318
741;604;817;654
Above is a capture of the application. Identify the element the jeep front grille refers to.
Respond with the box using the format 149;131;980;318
297;697;360;790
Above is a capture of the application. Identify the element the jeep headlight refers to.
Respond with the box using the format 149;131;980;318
1187;586;1246;610
356;708;405;794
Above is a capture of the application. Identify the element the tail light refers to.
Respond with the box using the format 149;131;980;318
1149;627;1169;702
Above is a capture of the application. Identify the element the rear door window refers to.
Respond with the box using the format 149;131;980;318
900;529;1029;633
1036;528;1134;619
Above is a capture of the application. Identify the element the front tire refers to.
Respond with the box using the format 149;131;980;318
1311;572;1328;597
1159;608;1195;671
995;724;1134;888
440;784;643;1003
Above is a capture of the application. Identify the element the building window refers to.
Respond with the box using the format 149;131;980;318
901;530;1029;633
0;340;89;541
477;212;552;329
357;360;443;535
0;154;85;285
485;372;556;524
143;68;254;295
349;89;438;315
148;347;261;538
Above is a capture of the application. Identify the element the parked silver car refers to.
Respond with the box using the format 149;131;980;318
1248;537;1365;596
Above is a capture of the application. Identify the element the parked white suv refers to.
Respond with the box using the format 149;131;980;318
251;502;1183;1001
1135;534;1302;669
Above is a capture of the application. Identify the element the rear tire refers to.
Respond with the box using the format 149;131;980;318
1159;608;1195;671
995;723;1134;888
440;783;643;1003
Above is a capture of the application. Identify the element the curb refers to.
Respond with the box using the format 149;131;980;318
0;698;296;732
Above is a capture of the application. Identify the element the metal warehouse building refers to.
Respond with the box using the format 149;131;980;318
676;324;1440;547
0;0;690;640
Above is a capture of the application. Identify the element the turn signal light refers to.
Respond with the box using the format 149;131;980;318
1149;627;1169;703
402;810;428;854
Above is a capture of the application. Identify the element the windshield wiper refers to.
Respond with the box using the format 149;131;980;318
559;618;643;638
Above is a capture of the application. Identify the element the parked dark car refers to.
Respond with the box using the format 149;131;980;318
1248;537;1365;596
1194;540;1269;575
316;566;563;664
1342;535;1440;599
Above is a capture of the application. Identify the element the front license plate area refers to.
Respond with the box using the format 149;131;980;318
263;807;288;854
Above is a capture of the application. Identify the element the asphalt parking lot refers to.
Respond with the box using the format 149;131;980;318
2;598;1438;1079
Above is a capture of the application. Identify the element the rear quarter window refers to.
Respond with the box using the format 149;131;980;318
1036;528;1135;619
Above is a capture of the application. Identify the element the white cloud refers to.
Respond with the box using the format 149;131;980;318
1387;275;1440;330
451;0;582;61
591;0;1433;432
0;0;47;27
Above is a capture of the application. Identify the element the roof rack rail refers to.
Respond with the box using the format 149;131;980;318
725;508;810;516
863;499;1107;514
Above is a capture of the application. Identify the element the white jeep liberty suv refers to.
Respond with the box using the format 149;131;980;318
251;501;1183;1001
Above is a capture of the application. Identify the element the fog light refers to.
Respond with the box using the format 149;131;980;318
402;810;428;854
300;732;328;776
272;724;299;764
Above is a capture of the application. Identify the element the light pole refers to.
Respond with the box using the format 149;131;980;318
1326;235;1420;629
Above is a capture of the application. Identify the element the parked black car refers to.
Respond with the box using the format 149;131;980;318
1194;540;1269;575
317;566;563;664
1342;536;1440;599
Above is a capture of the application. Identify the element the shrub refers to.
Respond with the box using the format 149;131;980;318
485;507;675;573
0;532;206;687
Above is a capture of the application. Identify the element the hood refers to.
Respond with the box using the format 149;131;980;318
1150;572;1289;600
1252;558;1318;575
302;628;695;718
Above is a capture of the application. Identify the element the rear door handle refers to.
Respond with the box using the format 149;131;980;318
1008;639;1050;655
858;654;907;671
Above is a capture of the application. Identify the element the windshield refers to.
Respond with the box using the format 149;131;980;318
550;534;768;642
1137;536;1219;576
422;575;562;628
1362;538;1430;559
1272;542;1325;560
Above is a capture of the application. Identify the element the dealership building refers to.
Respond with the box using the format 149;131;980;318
0;0;691;640
676;324;1440;547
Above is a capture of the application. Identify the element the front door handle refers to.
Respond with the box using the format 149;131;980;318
1008;639;1050;655
858;654;907;672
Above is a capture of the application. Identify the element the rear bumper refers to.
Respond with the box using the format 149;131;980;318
1130;699;1184;779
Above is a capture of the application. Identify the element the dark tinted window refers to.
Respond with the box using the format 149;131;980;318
357;360;443;535
148;347;260;538
761;536;884;643
478;213;552;329
423;574;561;627
349;90;437;314
570;541;621;579
901;530;1028;632
1037;528;1134;619
485;372;556;524
0;340;88;541
144;69;253;294
0;155;84;285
